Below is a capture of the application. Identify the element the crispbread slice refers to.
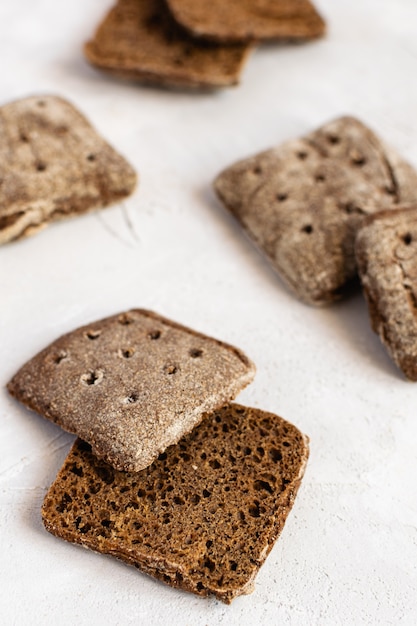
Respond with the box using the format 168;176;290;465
7;310;255;472
214;116;417;305
42;403;309;604
356;206;417;380
84;0;251;90
166;0;326;43
0;95;137;245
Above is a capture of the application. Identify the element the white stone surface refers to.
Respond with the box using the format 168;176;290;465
1;1;417;624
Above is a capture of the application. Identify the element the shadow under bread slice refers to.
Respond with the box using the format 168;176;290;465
214;116;417;306
0;95;137;245
42;403;309;604
166;0;326;43
7;309;255;472
84;0;252;89
356;206;417;381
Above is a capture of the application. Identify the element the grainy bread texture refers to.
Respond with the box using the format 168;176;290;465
42;404;309;604
356;206;417;380
214;116;417;305
166;0;326;43
7;310;255;472
0;95;137;245
84;0;251;89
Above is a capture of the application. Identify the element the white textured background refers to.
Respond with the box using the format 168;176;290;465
1;1;417;624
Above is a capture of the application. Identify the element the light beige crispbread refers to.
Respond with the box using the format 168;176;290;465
0;95;137;244
7;310;255;472
42;404;309;604
84;0;251;90
166;0;326;43
214;116;417;305
356;206;417;380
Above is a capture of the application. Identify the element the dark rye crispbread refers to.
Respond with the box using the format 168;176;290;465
84;0;251;90
214;116;417;306
0;95;137;245
356;206;417;380
42;403;309;604
166;0;326;43
7;310;255;472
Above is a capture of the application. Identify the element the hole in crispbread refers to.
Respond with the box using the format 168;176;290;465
248;503;260;518
403;233;412;245
253;166;262;175
189;348;203;358
101;519;113;528
87;154;96;162
302;224;313;234
297;151;308;160
352;154;366;166
54;350;68;364
148;330;161;340
254;480;274;494
118;313;134;325
202;489;211;498
119;348;135;359
36;162;47;172
124;393;138;404
70;464;83;477
328;134;340;145
96;466;114;484
315;174;325;183
277;193;288;202
204;558;215;573
80;369;104;386
20;133;29;142
85;330;101;340
269;448;282;462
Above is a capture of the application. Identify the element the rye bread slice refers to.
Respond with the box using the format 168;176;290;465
41;403;309;604
166;0;326;43
0;95;137;245
84;0;251;90
214;116;417;306
356;206;417;380
7;310;255;472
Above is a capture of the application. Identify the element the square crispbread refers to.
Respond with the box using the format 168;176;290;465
7;310;255;472
166;0;326;43
84;0;252;90
214;116;417;306
41;403;309;604
356;206;417;381
0;95;137;245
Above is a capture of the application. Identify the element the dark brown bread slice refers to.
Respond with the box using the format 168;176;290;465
214;116;417;306
356;206;417;380
7;310;255;472
42;403;309;604
84;0;251;89
0;95;137;245
166;0;326;43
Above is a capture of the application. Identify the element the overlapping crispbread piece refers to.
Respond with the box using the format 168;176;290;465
356;206;417;380
0;95;137;245
214;117;417;305
7;310;255;472
42;404;309;604
84;0;251;89
166;0;326;43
